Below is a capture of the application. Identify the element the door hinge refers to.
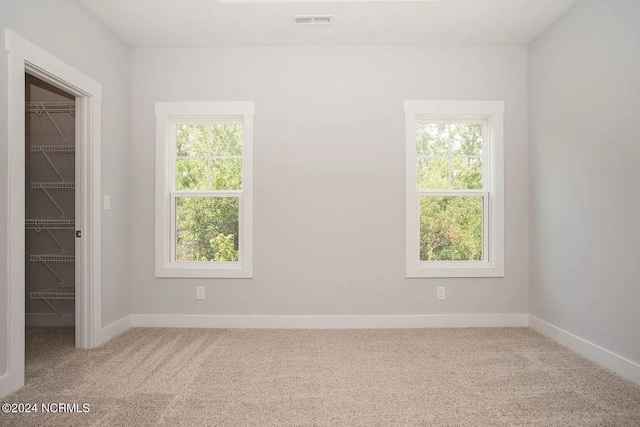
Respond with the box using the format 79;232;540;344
76;230;82;238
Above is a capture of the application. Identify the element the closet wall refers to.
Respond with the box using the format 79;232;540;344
25;75;76;327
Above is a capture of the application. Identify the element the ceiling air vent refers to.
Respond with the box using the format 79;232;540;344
293;15;333;26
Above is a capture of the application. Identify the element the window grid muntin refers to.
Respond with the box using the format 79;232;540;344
206;125;211;188
176;156;242;159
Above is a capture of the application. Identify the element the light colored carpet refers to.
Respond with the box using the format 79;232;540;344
2;327;639;426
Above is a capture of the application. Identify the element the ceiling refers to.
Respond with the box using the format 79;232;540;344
82;0;578;47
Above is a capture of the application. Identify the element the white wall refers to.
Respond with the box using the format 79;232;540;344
529;0;640;364
132;46;529;318
0;0;132;376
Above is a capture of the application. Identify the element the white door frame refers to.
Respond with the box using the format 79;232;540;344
3;29;102;394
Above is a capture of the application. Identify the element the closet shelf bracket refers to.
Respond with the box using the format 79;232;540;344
30;288;76;317
26;102;76;143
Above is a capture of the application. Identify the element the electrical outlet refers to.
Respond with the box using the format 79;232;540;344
436;287;445;301
196;286;205;300
103;195;111;210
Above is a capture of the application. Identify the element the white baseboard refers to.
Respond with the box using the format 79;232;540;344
529;315;640;386
131;313;529;329
26;313;74;327
0;372;22;398
97;315;131;346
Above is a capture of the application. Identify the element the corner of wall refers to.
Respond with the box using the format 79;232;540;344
0;371;24;399
0;27;10;380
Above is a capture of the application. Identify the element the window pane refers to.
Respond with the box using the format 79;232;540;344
176;158;207;190
210;158;242;190
177;125;208;157
420;196;483;261
451;157;483;190
176;197;239;262
177;124;243;157
417;158;448;190
210;124;243;156
450;123;483;156
416;123;448;156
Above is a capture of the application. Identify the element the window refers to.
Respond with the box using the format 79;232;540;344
405;101;504;278
155;102;254;278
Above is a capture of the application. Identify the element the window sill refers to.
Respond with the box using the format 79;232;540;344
155;263;253;278
406;262;504;278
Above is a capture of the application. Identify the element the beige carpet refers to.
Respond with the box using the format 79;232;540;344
2;327;639;426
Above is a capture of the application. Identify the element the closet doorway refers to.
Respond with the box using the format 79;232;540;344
25;75;77;333
4;29;103;396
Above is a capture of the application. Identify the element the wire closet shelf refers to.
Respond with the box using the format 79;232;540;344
30;288;75;300
25;100;77;317
31;182;75;189
31;145;75;153
25;101;76;115
25;219;76;230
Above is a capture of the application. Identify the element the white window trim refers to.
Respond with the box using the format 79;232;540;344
405;100;504;278
155;101;254;278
